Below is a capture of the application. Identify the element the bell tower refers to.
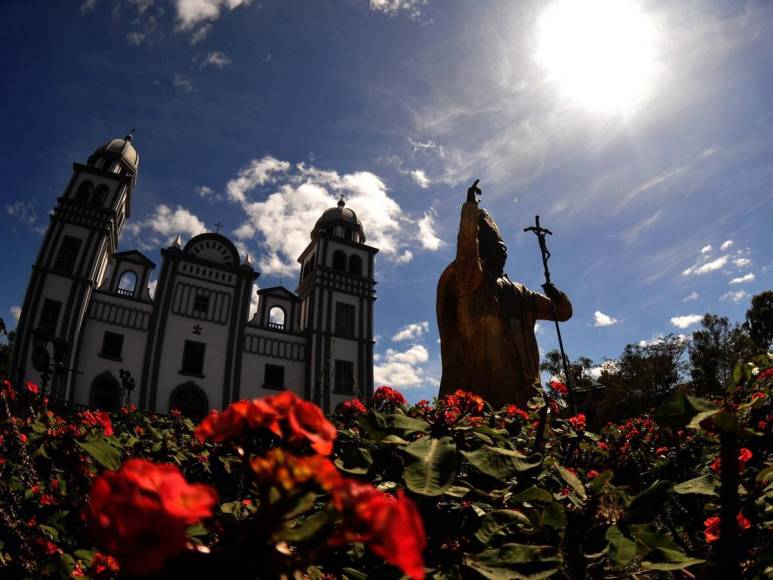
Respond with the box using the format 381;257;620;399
11;135;139;397
297;197;378;413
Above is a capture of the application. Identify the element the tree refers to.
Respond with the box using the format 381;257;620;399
539;350;596;390
746;290;773;353
689;314;755;396
0;318;15;379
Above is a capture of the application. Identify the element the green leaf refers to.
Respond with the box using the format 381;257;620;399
75;438;122;471
402;436;458;496
541;502;567;529
605;525;636;568
475;509;533;543
555;465;587;500
623;480;673;523
590;470;614;495
641;548;704;571
673;474;718;497
465;543;562;579
186;523;208;538
276;510;334;542
629;525;682;552
654;392;716;428
462;446;542;480
335;446;373;475
511;486;553;503
380;412;430;433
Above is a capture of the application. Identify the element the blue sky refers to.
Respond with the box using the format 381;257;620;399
1;0;772;402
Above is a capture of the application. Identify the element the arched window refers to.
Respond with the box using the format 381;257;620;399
268;306;286;330
90;185;109;207
74;181;93;204
91;374;121;411
349;255;363;276
117;271;137;296
169;383;209;421
332;250;347;272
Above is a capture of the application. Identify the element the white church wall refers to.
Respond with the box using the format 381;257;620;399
240;329;306;400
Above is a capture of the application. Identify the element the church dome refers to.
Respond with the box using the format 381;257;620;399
312;197;366;243
88;134;139;173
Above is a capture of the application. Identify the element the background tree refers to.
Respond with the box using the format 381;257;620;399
0;317;15;379
746;290;773;353
689;314;755;396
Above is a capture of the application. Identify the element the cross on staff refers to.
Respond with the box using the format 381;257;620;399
213;222;223;234
524;215;576;415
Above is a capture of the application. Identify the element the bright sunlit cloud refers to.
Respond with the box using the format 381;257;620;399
536;0;657;113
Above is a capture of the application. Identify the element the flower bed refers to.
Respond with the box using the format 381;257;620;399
0;354;771;578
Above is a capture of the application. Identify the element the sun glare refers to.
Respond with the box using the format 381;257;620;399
537;0;657;113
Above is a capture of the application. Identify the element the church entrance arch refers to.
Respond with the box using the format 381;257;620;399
91;373;121;411
169;382;209;420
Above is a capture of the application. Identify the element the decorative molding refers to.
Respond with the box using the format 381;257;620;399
244;334;306;362
88;299;151;331
171;281;231;324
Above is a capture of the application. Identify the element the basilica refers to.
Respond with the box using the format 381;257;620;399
10;135;377;418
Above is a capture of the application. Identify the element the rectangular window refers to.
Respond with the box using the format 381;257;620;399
53;236;83;274
181;340;205;375
100;331;124;359
193;293;210;314
335;302;355;339
264;364;285;390
334;360;354;394
38;299;62;336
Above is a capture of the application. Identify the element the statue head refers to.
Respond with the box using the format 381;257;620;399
478;210;507;276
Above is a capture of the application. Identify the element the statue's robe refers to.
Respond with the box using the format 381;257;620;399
437;201;572;408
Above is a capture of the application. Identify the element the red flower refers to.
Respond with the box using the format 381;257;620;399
332;481;426;580
81;410;114;437
751;391;766;400
450;389;485;414
737;512;751;530
341;398;367;415
25;381;40;394
85;459;217;574
250;448;342;492
739;447;752;464
755;367;773;382
170;408;182;417
655;446;669;456
598;441;609;451
568;413;586;432
90;552;120;578
35;537;62;556
586;469;600;479
710;447;753;475
504;404;529;421
704;516;720;543
549;380;568;396
373;386;407;406
195;401;250;443
287;398;337;455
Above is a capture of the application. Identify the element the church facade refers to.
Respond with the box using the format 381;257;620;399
10;135;377;417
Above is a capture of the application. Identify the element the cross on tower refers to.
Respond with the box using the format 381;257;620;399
213;222;223;234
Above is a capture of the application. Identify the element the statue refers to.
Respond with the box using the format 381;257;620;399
436;180;573;408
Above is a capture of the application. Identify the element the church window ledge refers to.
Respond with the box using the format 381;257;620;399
262;383;286;391
178;369;206;379
98;353;123;362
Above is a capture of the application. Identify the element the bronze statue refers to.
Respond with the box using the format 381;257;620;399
436;180;573;408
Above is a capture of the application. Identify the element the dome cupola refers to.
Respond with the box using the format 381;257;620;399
311;196;366;243
87;134;139;174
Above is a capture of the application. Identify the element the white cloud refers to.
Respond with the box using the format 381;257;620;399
734;257;751;268
729;272;755;284
410;169;430;189
222;157;429;274
124;204;207;247
226;156;291;204
172;73;197;93
147;279;157;299
639;334;689;347
721;290;749;304
700;244;712;254
198;51;231;68
369;0;427;18
175;0;252;31
720;240;734;251
5;200;38;226
417;211;442;251
248;282;260;320
670;314;703;329
593;310;618;327
392;321;430;342
683;291;699;302
80;0;97;15
682;255;728;276
10;306;21;322
373;344;430;388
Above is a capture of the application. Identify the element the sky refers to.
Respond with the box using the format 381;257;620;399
1;0;772;402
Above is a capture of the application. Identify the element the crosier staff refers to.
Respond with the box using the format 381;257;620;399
525;216;577;416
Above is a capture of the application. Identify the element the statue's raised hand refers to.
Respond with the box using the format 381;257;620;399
467;179;481;203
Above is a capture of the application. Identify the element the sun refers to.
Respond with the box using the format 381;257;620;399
536;0;657;113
